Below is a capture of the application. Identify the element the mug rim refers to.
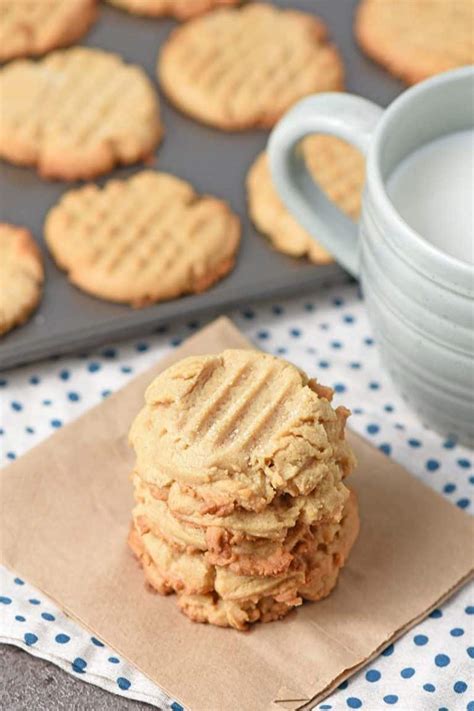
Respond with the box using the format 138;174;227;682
368;66;474;291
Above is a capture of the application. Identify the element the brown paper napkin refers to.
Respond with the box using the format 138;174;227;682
1;317;473;711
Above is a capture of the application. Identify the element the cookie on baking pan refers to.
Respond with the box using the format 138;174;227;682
355;0;474;85
45;171;240;306
158;3;344;130
0;224;44;336
106;0;239;19
0;0;97;62
0;48;162;180
247;136;365;263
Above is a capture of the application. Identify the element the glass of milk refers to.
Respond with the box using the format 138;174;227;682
268;67;474;446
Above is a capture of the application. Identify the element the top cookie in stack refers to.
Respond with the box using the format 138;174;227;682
129;349;359;629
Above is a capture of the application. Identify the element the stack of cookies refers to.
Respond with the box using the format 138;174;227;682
129;349;359;629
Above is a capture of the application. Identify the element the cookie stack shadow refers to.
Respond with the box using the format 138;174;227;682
128;349;360;629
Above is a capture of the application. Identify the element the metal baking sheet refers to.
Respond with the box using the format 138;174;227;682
0;0;404;370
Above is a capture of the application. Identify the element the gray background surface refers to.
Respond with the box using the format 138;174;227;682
1;1;404;708
0;0;402;370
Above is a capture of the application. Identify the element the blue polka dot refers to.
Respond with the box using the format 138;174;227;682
50;419;62;428
276;347;287;355
466;606;474;614
466;702;474;711
435;654;450;667
429;609;443;619
0;378;7;386
55;634;70;644
444;483;456;494
381;644;394;657
423;683;436;692
24;633;38;646
102;348;117;358
334;383;346;393
68;392;80;402
338;680;349;690
29;376;40;385
257;330;270;340
14;577;24;585
155;324;168;334
136;342;149;352
290;328;301;338
41;613;55;621
408;438;421;448
0;597;12;605
59;369;70;380
367;423;380;435
302;303;312;312
11;401;22;411
467;647;474;658
171;703;184;711
331;340;342;349
42;399;52;406
29;598;41;605
451;627;464;636
91;636;104;647
443;438;456;449
15;615;25;622
346;698;362;708
241;308;254;319
426;459;440;471
353;408;364;415
333;297;344;306
88;362;101;373
365;669;381;682
369;381;380;390
319;360;330;368
383;695;398;705
350;362;361;369
414;634;429;646
101;390;111;398
364;337;374;346
273;304;285;314
121;364;134;372
379;443;392;456
400;667;415;679
458;458;471;469
108;657;120;664
25;426;35;434
72;657;87;674
343;315;355;323
6;452;16;460
117;677;131;690
457;498;470;509
454;681;467;693
384;404;394;412
319;323;330;331
319;706;332;711
469;476;474;485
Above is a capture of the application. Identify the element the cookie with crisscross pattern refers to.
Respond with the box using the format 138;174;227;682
247;136;365;263
45;171;240;306
0;0;97;62
355;0;474;85
0;224;44;336
0;48;162;180
106;0;239;19
158;3;344;130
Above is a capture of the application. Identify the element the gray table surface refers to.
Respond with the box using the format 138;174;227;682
0;644;156;710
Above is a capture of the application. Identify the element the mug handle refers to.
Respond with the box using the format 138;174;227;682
268;93;384;278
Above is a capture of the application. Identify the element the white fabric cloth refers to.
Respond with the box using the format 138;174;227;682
1;283;472;711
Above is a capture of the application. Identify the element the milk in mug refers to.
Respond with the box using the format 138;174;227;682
386;129;474;264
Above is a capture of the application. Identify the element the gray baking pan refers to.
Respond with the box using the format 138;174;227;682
0;0;403;370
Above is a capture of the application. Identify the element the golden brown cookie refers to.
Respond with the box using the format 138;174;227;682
130;491;359;629
0;0;97;62
129;349;355;510
0;223;44;336
247;136;365;264
45;171;240;306
106;0;239;19
0;48;162;180
355;0;474;85
158;3;344;130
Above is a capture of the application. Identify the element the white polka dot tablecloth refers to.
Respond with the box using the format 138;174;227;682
1;283;473;711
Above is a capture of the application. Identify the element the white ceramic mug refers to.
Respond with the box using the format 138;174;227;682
268;67;474;446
